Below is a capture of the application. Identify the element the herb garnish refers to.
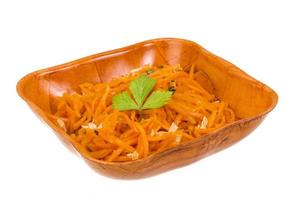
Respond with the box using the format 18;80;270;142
112;75;172;111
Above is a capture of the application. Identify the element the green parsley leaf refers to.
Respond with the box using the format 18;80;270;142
129;75;156;107
142;91;173;110
112;92;139;111
112;75;172;111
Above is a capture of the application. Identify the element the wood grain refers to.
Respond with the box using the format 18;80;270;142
17;38;278;179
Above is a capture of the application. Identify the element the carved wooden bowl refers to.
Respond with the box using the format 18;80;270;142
17;38;278;179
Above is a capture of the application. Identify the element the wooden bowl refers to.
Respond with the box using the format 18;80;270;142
17;38;278;179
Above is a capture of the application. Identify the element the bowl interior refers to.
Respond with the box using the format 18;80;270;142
17;38;277;127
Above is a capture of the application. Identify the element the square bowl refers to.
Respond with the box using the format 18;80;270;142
17;38;278;179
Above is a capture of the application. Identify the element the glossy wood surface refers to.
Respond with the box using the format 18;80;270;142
17;38;278;179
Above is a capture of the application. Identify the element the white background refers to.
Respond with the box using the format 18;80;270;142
0;0;299;199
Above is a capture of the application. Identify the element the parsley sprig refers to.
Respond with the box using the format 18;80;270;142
112;75;172;111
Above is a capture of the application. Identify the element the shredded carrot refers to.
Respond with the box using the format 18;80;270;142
55;64;236;162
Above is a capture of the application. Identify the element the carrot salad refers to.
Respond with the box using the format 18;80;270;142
55;64;236;162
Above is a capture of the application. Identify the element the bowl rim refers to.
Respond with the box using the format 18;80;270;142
16;37;279;166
